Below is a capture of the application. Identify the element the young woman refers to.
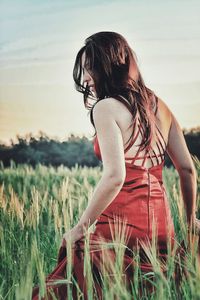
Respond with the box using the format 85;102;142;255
32;31;198;299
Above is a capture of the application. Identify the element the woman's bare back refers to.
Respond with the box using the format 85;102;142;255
112;97;172;168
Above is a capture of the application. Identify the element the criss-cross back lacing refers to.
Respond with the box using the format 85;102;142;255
120;96;167;169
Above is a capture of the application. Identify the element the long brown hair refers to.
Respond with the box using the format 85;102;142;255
73;31;158;151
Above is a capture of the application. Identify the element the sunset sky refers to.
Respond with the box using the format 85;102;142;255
0;0;200;145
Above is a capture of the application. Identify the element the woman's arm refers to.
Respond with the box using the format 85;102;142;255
76;170;124;233
166;112;197;228
75;98;127;236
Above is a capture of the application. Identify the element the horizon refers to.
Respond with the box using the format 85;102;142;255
1;125;200;147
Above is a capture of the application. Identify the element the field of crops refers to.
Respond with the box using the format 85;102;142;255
0;160;199;300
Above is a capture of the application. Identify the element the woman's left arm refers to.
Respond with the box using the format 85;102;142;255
62;99;126;246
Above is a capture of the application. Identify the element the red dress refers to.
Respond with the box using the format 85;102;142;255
32;119;175;299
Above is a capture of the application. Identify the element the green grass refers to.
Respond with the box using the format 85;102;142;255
0;160;199;300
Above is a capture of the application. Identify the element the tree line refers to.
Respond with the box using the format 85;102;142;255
0;128;199;169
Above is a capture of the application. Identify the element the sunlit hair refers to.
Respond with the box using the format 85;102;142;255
73;31;158;150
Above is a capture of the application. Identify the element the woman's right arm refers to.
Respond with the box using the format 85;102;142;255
166;112;197;229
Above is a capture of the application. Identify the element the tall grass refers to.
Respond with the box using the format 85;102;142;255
0;160;199;299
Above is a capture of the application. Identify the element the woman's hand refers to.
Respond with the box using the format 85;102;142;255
60;225;84;248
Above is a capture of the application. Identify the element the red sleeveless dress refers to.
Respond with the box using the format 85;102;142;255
32;117;175;300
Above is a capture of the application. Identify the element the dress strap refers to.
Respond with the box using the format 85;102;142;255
120;94;167;168
127;119;145;165
154;96;158;116
155;124;167;147
124;121;140;153
124;119;167;168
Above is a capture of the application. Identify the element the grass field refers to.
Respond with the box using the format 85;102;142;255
0;160;199;300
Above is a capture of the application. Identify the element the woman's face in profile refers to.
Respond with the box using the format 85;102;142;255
81;52;96;95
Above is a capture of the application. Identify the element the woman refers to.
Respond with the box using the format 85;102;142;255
32;31;198;299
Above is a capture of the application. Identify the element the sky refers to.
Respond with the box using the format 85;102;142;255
0;0;200;145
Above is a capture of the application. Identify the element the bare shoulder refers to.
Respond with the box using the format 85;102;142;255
94;96;172;116
93;97;118;109
156;97;172;126
157;97;171;116
92;98;120;117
